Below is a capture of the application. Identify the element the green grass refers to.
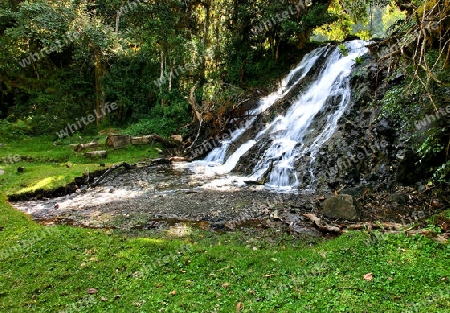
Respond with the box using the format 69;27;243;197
0;135;161;195
0;136;450;312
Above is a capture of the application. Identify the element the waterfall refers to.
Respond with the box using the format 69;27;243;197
202;45;330;166
194;40;368;191
251;40;368;191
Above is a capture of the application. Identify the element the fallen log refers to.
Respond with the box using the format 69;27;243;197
106;135;131;149
303;213;341;233
84;150;107;158
169;156;187;162
74;141;100;152
153;134;177;148
345;222;405;231
131;135;153;145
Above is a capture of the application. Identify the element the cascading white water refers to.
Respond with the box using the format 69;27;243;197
249;40;368;191
185;40;368;191
202;45;329;167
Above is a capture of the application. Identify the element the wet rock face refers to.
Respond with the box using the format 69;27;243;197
321;194;359;221
300;54;424;192
233;48;333;175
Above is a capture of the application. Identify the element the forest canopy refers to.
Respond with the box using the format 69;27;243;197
0;0;447;138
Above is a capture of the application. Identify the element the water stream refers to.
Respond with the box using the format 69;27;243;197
188;40;368;192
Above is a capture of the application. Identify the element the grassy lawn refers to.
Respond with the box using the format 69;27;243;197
0;135;161;195
1;136;449;312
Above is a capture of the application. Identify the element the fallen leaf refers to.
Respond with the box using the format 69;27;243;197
236;301;243;312
101;297;107;301
363;273;373;281
87;288;98;294
222;283;230;289
170;290;177;296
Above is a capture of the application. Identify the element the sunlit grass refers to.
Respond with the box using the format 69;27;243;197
0;136;449;312
0;135;161;195
16;175;65;194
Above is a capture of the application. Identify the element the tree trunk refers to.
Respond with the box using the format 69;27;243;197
115;12;120;32
94;51;105;126
84;150;107;158
199;0;210;94
169;60;173;92
188;85;201;122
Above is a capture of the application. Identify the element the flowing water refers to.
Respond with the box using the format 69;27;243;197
11;40;375;231
187;40;368;192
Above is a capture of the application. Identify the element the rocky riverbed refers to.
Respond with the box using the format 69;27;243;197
10;163;318;234
10;161;447;237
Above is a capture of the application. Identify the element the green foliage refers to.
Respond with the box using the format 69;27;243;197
382;3;407;34
102;53;160;123
2;0;411;140
416;127;450;182
301;4;338;31
417;128;445;158
125;101;190;137
433;160;450;182
354;56;364;64
313;0;406;41
0;119;31;139
379;82;423;127
378;45;450;183
338;44;349;56
1;135;450;311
